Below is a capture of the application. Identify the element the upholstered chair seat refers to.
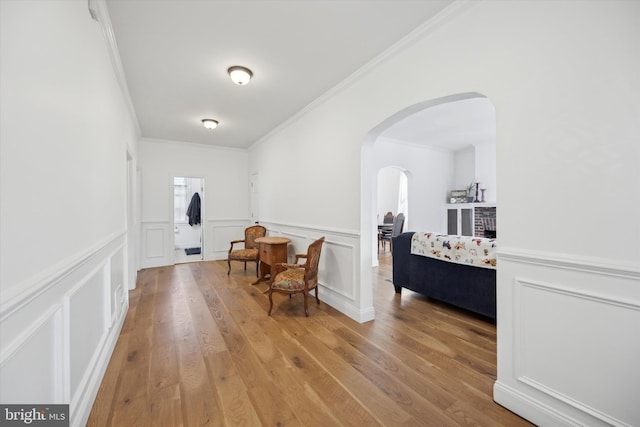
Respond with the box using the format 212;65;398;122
268;237;325;317
270;265;306;291
230;248;259;261
227;225;267;276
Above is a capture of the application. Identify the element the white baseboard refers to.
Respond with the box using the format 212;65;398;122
0;233;131;427
320;285;375;323
496;250;640;427
72;297;128;427
494;381;580;427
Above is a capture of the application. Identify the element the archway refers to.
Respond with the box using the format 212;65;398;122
359;92;496;320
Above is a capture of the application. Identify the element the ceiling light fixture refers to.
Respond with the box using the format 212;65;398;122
201;119;219;130
228;66;253;85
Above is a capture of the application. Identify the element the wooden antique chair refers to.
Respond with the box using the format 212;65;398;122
227;225;267;276
268;237;325;317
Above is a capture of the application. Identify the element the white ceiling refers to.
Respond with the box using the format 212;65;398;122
379;97;496;151
105;0;455;149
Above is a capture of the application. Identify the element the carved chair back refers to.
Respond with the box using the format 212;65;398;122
244;225;266;249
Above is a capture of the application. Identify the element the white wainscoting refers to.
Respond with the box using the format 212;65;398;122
494;248;640;427
141;219;251;268
140;221;173;268
0;232;130;427
206;220;250;261
260;221;364;322
140;219;367;322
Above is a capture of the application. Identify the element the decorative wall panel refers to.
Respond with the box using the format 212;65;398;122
495;250;640;427
0;306;62;403
140;222;172;268
260;221;361;320
0;233;129;426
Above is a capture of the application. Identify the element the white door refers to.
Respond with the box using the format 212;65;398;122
250;172;259;223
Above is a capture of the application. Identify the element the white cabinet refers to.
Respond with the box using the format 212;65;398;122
446;203;496;237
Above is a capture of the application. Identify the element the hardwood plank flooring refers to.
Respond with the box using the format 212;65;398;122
88;253;532;426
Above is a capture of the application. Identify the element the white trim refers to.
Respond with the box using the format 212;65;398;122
143;218;251;225
498;247;640;279
515;278;640;313
0;230;127;321
103;258;113;328
140;137;247;153
258;221;368;322
93;0;141;138
512;278;639;427
72;296;128;427
493;381;581;427
321;239;357;301
260;220;359;239
0;304;62;369
515;376;632;427
0;304;65;403
277;230;309;240
248;0;476;151
319;285;375;324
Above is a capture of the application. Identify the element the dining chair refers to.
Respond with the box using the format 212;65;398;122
381;213;404;252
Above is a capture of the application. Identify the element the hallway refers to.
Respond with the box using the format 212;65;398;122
88;255;530;426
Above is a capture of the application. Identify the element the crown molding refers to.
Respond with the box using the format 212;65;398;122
140;137;248;153
91;0;142;139
248;0;477;152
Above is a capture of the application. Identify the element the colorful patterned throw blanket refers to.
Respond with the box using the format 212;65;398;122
410;232;497;269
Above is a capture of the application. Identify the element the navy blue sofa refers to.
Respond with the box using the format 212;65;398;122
392;232;496;320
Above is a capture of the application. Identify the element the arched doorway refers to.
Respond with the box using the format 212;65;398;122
360;92;496;319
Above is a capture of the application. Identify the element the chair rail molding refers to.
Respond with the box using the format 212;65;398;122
0;230;127;321
259;220;368;322
497;247;640;280
0;232;129;427
495;247;640;427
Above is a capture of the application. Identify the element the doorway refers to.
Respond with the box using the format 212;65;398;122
360;92;496;318
173;176;204;263
250;172;259;224
126;151;137;289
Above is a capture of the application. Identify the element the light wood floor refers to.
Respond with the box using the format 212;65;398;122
88;253;532;426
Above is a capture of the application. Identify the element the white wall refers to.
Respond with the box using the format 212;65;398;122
249;1;640;425
370;139;454;267
452;143;497;203
138;139;249;267
0;1;138;425
453;145;476;192
377;167;401;220
474;143;496;203
374;138;453;233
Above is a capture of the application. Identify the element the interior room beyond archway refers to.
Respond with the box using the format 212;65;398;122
360;92;497;306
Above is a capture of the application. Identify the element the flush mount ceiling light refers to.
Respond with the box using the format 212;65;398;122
201;119;219;130
227;66;253;85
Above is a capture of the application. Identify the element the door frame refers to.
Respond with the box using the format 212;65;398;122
171;175;205;263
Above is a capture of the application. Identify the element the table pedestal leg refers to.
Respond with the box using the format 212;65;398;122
252;261;271;286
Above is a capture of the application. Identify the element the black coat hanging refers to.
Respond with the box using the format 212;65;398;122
186;192;201;226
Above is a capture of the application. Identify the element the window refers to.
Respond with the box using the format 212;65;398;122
398;172;408;228
174;177;188;222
